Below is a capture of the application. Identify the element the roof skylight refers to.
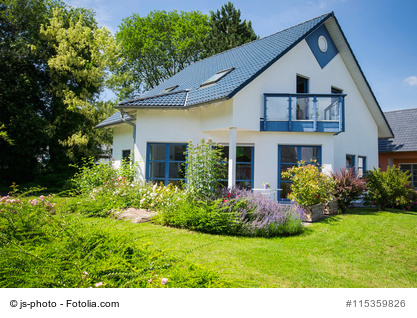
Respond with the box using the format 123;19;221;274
200;68;234;87
161;85;178;94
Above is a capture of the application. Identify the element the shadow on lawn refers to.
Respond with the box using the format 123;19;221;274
345;207;417;217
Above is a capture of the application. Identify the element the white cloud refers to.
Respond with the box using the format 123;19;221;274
404;76;417;87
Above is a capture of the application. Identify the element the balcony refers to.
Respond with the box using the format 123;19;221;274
260;93;346;133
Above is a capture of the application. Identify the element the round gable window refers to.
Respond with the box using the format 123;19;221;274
318;35;328;53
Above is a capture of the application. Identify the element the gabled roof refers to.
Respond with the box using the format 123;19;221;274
378;108;417;152
94;111;134;129
98;12;393;138
116;12;333;109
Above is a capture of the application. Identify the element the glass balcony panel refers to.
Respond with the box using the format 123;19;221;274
295;97;312;120
318;97;340;121
266;97;289;121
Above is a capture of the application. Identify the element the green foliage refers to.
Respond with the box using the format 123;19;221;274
184;139;227;201
68;158;184;217
0;0;117;187
364;166;415;211
153;197;243;235
204;1;258;57
331;167;367;213
0;191;226;288
116;10;210;97
281;161;335;207
153;188;305;237
70;157;136;194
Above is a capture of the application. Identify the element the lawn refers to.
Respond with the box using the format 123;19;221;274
80;208;417;288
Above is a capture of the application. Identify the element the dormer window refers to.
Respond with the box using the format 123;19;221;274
200;68;234;87
161;85;178;94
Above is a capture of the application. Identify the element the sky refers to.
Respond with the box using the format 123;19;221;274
66;0;417;112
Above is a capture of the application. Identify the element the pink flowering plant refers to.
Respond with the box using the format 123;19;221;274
0;186;56;242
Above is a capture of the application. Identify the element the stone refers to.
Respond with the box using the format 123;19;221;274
112;208;153;224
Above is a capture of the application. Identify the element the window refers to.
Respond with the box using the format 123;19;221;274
219;146;254;189
147;143;187;186
200;68;234;87
122;150;131;161
296;75;310;120
346;154;355;170
161;85;178;94
358;156;366;177
278;145;321;200
400;164;417;189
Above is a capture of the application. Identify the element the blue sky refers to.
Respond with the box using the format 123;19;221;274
67;0;417;112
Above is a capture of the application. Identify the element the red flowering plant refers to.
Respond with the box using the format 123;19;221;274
331;167;367;213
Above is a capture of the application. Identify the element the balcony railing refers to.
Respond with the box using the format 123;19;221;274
261;93;346;133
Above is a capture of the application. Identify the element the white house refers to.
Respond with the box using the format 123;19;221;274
96;12;393;200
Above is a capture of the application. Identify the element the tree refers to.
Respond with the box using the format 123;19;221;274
115;10;210;98
205;2;258;57
0;0;117;187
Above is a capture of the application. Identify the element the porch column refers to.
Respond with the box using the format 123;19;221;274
228;127;237;189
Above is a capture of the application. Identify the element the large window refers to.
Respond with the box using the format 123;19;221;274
219;146;254;189
278;145;321;200
147;143;187;185
400;164;417;189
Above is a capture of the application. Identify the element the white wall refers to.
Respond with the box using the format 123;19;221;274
112;124;134;168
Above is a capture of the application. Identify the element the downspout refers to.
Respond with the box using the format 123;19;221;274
120;109;136;160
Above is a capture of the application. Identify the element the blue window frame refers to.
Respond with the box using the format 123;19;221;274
358;156;366;177
219;146;254;189
278;145;322;200
146;143;187;185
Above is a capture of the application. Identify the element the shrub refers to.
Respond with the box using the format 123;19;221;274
0;189;57;242
70;157;137;194
281;161;335;207
364;166;415;211
184;139;226;201
0;191;226;288
331;168;367;213
154;187;306;237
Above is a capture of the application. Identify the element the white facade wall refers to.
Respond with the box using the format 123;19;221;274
112;124;134;168
113;36;380;189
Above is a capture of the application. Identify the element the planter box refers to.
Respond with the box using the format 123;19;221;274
304;203;324;222
324;200;338;215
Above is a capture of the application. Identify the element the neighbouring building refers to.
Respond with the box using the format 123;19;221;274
379;108;417;189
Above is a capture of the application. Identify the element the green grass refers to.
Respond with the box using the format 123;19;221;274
77;208;417;288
